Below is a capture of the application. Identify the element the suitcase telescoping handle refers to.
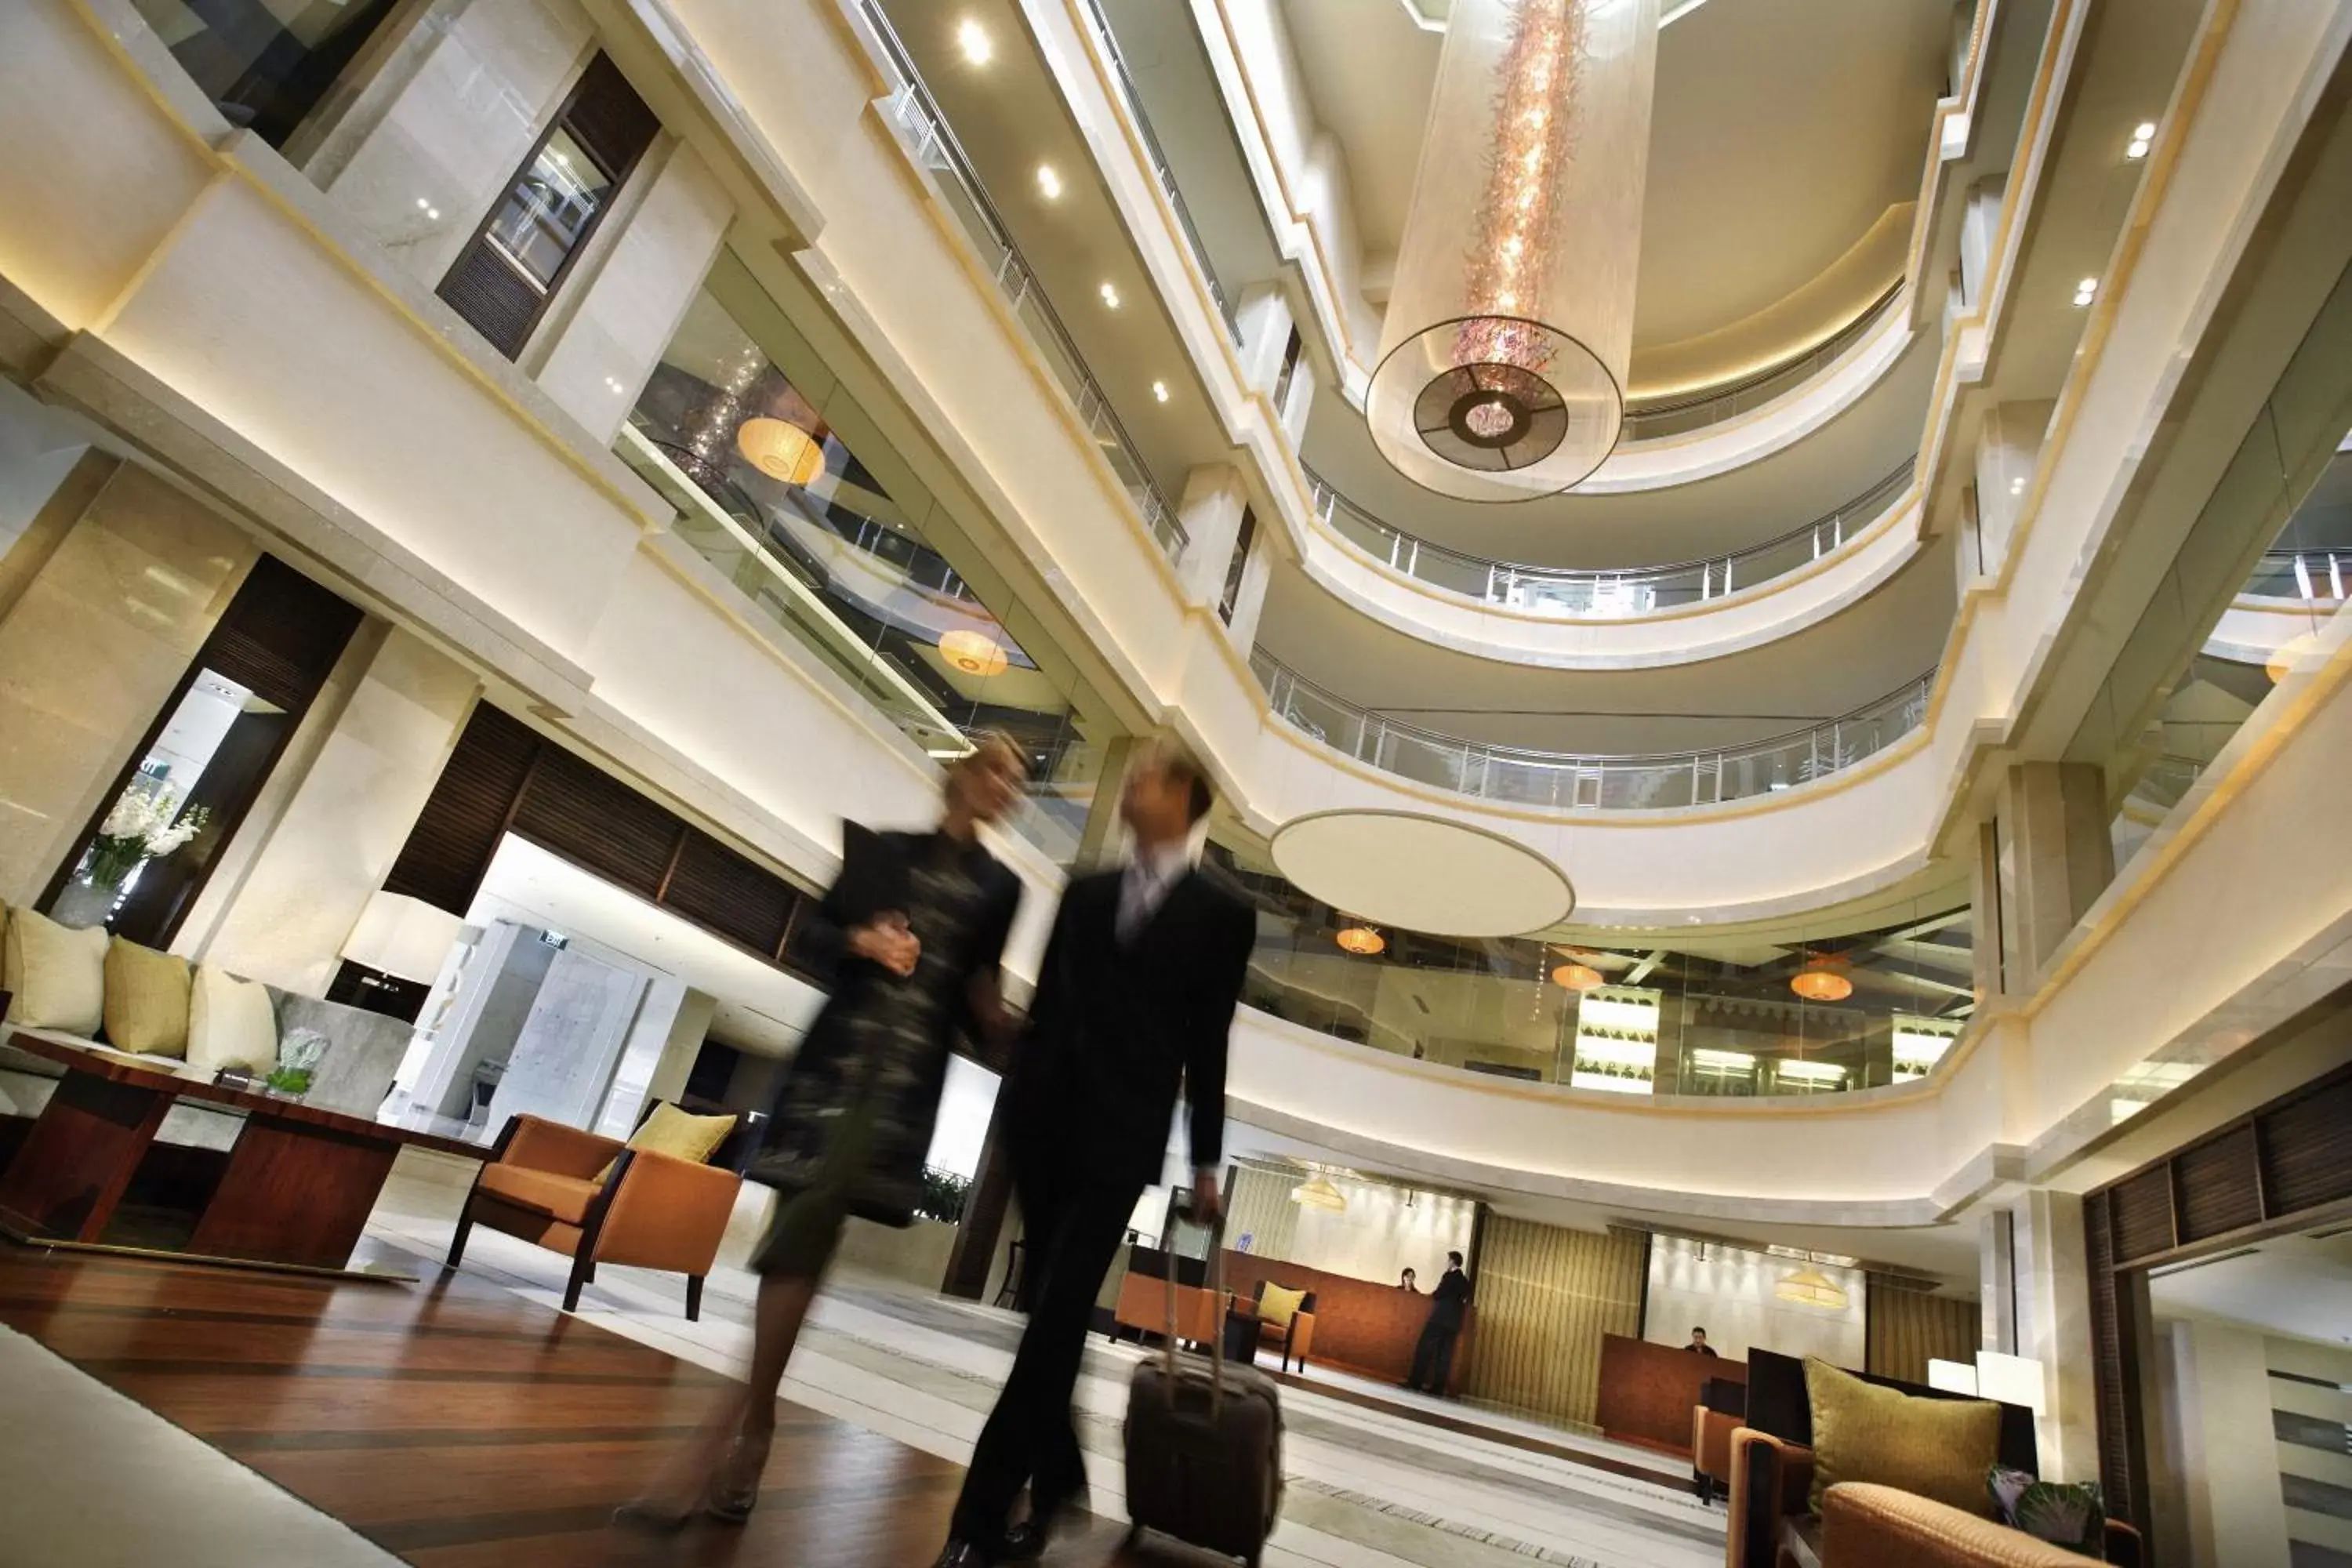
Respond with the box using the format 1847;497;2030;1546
1161;1191;1225;1417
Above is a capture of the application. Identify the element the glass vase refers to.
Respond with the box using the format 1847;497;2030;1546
50;875;123;931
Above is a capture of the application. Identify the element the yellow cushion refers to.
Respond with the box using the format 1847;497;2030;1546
186;965;278;1076
3;904;109;1035
103;938;192;1057
1257;1282;1308;1330
595;1102;735;1182
1805;1356;2003;1517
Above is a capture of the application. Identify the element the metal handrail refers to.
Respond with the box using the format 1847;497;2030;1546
1305;458;1915;616
2245;548;2350;601
854;0;1187;561
1253;650;1936;809
1074;0;1241;343
1617;282;1908;441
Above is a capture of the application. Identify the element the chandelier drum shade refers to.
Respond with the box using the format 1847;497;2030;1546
735;416;826;487
1366;0;1659;502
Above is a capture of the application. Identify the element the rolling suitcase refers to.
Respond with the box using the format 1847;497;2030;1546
1122;1210;1284;1566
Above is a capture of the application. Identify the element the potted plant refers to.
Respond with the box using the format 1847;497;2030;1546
52;786;209;928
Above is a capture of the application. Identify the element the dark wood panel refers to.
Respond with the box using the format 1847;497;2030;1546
2084;1188;2133;1526
512;746;680;899
204;554;367;713
385;700;541;914
0;1071;169;1240
2107;1167;2176;1264
661;829;797;960
1594;1333;1747;1456
2175;1123;2263;1242
187;1120;399;1269
563;53;659;176
2260;1072;2352;1214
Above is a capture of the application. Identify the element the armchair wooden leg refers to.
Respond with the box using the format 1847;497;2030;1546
685;1275;704;1322
563;1248;593;1315
445;1196;477;1270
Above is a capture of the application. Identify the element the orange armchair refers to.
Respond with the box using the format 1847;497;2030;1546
447;1109;743;1320
1251;1281;1317;1374
1817;1483;2144;1567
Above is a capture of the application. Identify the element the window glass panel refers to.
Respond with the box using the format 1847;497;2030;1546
485;129;613;290
129;0;401;147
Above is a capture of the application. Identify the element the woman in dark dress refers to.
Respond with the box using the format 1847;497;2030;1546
619;735;1029;1527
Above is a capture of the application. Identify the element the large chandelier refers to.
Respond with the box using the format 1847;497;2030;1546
1367;0;1659;502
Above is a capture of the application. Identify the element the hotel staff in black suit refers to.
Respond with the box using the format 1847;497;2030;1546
936;739;1258;1568
1406;1251;1472;1394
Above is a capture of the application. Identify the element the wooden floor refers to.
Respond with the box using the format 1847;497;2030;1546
0;1237;1196;1567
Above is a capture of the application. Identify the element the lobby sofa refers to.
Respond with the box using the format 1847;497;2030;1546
1721;1349;2140;1568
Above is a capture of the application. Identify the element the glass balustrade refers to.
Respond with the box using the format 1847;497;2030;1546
2242;549;2350;601
1308;458;1915;618
1215;839;1972;1099
1073;0;1241;343
620;258;1127;863
1254;652;1934;809
855;0;1186;563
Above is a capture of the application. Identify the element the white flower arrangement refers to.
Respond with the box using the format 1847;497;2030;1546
84;786;209;886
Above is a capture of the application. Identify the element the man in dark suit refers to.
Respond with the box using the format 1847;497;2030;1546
1405;1250;1472;1394
935;739;1257;1567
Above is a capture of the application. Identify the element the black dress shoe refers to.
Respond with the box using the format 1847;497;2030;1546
930;1543;989;1568
995;1521;1046;1562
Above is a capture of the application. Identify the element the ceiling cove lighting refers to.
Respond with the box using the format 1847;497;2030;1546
956;17;992;65
1365;0;1660;500
1035;164;1063;200
2125;121;2155;160
1335;920;1386;955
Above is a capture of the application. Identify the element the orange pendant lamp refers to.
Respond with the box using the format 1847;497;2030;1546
1551;949;1605;991
1790;954;1853;1003
736;416;827;486
1336;920;1386;956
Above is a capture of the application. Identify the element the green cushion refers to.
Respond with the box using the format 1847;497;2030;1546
1804;1356;2003;1517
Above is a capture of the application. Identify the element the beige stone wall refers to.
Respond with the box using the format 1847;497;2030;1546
0;461;253;906
176;625;481;993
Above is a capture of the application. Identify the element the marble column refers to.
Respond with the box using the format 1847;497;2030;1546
300;0;597;293
1232;283;1294;397
529;139;735;442
1994;760;2114;993
174;626;482;993
1174;464;1250;611
1072;735;1138;871
1979;1205;2017;1353
2013;1189;2102;1483
1971;399;2050;581
0;462;254;906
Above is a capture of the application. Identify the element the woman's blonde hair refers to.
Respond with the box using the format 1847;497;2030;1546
953;730;1031;781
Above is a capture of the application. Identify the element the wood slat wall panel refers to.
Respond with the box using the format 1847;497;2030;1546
383;702;540;914
1455;1218;1645;1429
662;831;794;957
2175;1124;2263;1243
511;748;680;898
1864;1280;1979;1385
2259;1075;2352;1214
2109;1167;2176;1265
2085;1189;2135;1523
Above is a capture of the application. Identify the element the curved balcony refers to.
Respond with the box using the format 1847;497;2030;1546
1617;285;1910;445
1250;652;1934;811
1300;460;1920;670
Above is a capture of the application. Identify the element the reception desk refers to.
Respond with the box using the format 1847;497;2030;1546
1220;1252;1472;1391
1595;1334;1747;1455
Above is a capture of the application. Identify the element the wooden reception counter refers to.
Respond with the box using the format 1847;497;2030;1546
1595;1334;1746;1455
1219;1252;1472;1391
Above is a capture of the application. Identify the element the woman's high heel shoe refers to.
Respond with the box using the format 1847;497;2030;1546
702;1434;771;1524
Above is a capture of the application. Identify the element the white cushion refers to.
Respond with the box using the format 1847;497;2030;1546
2;904;109;1036
186;966;278;1076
